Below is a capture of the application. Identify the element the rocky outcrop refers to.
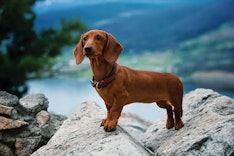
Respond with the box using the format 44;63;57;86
141;89;234;156
2;89;233;156
0;91;67;156
31;101;152;156
32;89;234;156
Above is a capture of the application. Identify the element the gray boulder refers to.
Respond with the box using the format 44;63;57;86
0;91;18;107
31;101;152;156
141;88;234;156
19;93;49;115
0;91;66;156
119;112;152;141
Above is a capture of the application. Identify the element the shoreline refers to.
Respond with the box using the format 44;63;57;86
188;71;234;91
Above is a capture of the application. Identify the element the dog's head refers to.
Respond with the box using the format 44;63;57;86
74;30;123;65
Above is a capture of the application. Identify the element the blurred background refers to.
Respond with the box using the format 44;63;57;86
1;0;234;121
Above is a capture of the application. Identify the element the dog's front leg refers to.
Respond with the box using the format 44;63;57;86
101;105;111;127
101;103;124;132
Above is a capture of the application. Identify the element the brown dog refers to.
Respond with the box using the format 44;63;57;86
74;30;184;132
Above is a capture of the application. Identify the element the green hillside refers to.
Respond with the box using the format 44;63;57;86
175;23;234;75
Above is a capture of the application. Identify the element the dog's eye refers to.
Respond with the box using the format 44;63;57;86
96;35;103;41
83;37;88;42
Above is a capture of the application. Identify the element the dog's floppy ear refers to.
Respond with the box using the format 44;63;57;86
104;33;123;65
73;35;85;64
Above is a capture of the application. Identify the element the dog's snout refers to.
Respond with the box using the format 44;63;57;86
84;46;92;54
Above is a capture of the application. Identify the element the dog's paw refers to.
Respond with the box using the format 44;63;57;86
174;120;184;130
104;124;116;132
102;119;117;132
100;119;106;127
166;118;174;129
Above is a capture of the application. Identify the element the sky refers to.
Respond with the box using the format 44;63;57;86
34;0;216;15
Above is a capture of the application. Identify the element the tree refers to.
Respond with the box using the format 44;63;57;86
0;0;87;97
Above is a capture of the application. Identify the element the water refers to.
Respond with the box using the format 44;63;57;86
27;78;234;122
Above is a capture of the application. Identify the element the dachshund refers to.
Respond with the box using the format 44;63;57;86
74;29;184;132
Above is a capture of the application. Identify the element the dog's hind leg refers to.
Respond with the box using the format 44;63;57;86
174;105;184;130
156;101;174;129
171;95;184;130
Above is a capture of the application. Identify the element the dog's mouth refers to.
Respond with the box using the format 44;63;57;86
83;50;93;56
84;51;102;57
84;52;101;57
85;53;92;56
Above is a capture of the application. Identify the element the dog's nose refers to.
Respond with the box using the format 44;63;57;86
84;46;92;54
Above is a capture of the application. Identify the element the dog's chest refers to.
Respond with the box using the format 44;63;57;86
95;88;114;104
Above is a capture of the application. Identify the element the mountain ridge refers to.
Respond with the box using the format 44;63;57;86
34;0;234;52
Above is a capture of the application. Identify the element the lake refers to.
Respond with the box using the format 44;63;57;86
27;78;234;122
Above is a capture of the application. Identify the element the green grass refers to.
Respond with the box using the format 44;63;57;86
119;51;181;73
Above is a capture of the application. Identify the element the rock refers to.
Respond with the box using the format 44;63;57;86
19;93;49;114
0;104;14;116
0;116;29;130
40;113;67;138
141;88;234;156
0;91;66;156
15;137;42;156
0;91;18;107
31;101;151;156
0;142;13;156
36;110;50;127
119;112;152;141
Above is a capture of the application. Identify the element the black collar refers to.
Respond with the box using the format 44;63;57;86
90;63;117;89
